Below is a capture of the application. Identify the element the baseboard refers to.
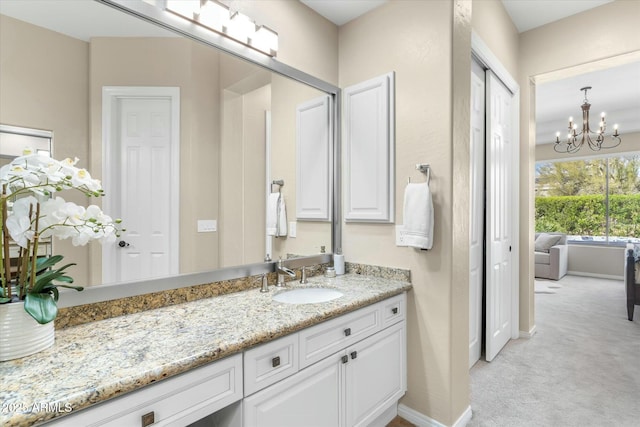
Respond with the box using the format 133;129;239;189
567;271;624;281
398;404;472;427
519;324;537;339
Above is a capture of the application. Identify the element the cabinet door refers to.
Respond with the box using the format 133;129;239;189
243;354;343;427
345;323;406;427
343;72;395;223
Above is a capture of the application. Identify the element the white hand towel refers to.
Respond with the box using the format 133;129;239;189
267;193;287;237
402;181;434;250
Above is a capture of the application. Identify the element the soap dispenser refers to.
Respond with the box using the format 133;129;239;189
334;248;345;275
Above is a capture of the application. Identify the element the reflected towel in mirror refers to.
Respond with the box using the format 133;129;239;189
401;181;434;250
267;193;287;237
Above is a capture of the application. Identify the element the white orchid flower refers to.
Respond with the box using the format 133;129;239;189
70;168;102;193
6;198;37;249
6;216;33;248
60;157;79;167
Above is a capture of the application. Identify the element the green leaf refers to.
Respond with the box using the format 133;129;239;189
0;297;11;304
54;284;84;292
24;292;58;324
33;255;65;273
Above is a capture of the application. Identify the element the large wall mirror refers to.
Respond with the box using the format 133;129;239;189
0;0;339;306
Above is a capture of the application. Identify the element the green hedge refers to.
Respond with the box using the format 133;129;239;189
535;194;640;237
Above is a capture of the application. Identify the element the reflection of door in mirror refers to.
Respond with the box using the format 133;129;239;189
0;124;53;272
101;87;180;284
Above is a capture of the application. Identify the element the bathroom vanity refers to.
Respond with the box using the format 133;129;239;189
1;274;410;427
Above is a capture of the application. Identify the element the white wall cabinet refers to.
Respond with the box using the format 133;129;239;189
243;293;407;427
343;72;395;223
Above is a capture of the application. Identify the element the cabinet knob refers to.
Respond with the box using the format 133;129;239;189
341;355;349;364
272;356;281;368
141;411;155;427
392;307;398;315
344;328;351;336
350;351;358;360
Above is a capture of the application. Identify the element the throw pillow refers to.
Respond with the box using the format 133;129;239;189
632;243;640;263
535;233;562;253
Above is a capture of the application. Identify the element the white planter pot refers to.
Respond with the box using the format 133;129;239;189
0;301;54;361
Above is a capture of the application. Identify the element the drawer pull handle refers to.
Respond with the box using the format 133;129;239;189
392;307;398;315
141;411;155;427
344;328;351;336
272;356;281;368
351;351;358;360
341;355;349;364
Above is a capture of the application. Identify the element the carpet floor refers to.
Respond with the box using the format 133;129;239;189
468;275;640;427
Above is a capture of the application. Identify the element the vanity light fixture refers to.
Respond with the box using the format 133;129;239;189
554;86;621;154
165;0;279;57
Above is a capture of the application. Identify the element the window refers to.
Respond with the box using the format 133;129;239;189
535;154;640;244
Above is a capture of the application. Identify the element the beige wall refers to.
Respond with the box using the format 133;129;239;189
471;0;519;78
339;0;473;423
0;15;91;283
519;0;640;332
568;245;626;279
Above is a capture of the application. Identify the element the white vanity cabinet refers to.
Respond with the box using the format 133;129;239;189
45;354;243;427
41;293;406;427
243;293;407;427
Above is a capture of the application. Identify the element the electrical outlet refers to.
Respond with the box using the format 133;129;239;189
396;225;408;246
197;220;217;233
289;221;297;238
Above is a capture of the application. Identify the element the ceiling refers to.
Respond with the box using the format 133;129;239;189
501;0;614;32
2;0;637;146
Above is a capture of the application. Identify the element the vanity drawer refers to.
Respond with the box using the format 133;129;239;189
381;293;406;328
45;354;242;427
244;333;299;396
299;303;381;368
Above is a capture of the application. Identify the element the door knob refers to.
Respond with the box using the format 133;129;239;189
118;240;130;248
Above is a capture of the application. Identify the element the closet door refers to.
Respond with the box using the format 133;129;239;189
469;59;485;368
485;70;515;362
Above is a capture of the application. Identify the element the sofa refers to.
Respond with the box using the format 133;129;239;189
625;243;640;321
534;232;568;280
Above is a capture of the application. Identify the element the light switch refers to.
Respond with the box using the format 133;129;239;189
289;221;297;238
197;220;217;233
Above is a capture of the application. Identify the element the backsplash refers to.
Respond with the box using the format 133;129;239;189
56;262;410;329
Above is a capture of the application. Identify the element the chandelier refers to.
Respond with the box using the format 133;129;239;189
554;86;621;154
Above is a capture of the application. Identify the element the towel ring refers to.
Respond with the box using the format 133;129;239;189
272;179;284;193
408;164;430;184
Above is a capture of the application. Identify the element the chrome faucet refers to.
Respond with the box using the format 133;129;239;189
276;258;296;287
300;266;308;284
260;273;269;293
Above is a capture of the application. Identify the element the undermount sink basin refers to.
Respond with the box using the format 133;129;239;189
273;288;344;304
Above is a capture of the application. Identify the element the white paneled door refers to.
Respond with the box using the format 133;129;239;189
485;71;515;362
102;87;180;284
469;59;485;368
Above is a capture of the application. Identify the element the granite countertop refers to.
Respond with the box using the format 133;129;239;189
0;273;411;427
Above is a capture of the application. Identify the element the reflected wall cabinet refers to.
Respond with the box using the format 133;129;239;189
296;95;332;221
343;72;395;223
